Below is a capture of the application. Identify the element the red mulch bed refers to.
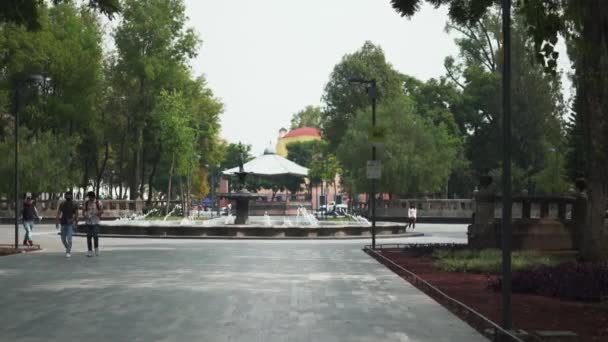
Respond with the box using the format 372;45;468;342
372;248;608;342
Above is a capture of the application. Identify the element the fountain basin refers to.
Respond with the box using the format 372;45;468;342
75;218;414;239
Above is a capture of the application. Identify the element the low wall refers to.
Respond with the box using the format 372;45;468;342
76;222;410;238
372;199;474;220
0;199;146;220
467;190;607;251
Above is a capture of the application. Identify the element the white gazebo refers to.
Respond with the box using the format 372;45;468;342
222;145;308;177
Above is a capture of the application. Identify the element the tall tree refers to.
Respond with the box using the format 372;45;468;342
0;2;105;196
0;0;119;30
112;0;199;199
391;0;607;260
321;41;405;150
337;95;459;196
290;105;322;129
443;10;566;194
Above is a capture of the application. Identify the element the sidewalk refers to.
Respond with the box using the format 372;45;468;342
0;225;486;341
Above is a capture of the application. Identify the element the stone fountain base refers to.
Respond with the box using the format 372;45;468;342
74;221;416;239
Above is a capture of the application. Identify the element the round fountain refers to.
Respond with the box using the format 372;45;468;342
216;157;264;224
75;145;416;239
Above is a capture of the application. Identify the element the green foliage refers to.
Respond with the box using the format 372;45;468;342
337;96;459;195
0;0;223;203
290;105;322;129
444;11;567;194
0;129;80;196
432;248;563;274
220;143;253;170
322;41;405;149
0;0;119;31
153;90;195;176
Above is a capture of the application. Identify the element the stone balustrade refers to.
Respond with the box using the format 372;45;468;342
469;188;590;251
371;199;475;221
0;199;147;219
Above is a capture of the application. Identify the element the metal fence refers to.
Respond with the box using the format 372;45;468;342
364;244;525;342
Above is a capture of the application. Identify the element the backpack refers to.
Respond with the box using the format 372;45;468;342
85;200;102;214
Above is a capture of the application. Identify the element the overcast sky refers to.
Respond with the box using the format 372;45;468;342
182;1;572;155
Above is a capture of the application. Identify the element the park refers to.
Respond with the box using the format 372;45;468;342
1;0;608;341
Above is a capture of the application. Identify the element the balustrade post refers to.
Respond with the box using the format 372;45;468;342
558;201;567;220
540;201;550;219
522;199;531;219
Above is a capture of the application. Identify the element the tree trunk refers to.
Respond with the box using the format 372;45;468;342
579;0;608;260
139;143;146;199
130;126;142;200
166;153;175;216
334;178;338;203
95;142;110;198
117;128;127;200
186;169;191;217
179;177;185;217
147;145;161;205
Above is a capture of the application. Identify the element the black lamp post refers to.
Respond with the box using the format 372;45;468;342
501;0;513;331
12;74;48;249
349;77;377;249
207;164;220;218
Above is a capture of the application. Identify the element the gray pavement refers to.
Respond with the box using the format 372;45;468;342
0;224;485;342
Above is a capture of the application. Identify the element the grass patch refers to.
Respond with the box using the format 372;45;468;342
433;249;565;274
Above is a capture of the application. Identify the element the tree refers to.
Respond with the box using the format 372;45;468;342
322;41;405;150
286;139;330;195
0;2;106;197
443;10;566;195
290;105;322;129
285;140;324;169
337;96;459;196
152;90;195;213
391;0;607;260
0;0;119;30
112;0;200;199
0;129;80;196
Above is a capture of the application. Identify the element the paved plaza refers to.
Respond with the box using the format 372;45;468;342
0;224;485;342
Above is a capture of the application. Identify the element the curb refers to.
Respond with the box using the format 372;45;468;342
72;232;425;240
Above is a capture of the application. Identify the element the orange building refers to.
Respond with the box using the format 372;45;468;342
275;127;321;157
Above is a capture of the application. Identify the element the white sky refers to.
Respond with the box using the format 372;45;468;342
180;1;572;155
184;1;459;155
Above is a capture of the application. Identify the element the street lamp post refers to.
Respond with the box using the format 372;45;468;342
12;74;47;249
349;78;377;249
210;165;218;218
501;0;513;331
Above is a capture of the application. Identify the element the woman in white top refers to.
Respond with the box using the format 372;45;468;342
407;205;417;230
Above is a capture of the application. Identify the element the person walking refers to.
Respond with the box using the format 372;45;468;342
83;191;103;257
56;192;78;258
407;205;417;230
22;196;39;246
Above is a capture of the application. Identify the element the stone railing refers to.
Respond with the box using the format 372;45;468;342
0;199;147;219
469;189;589;250
371;199;475;219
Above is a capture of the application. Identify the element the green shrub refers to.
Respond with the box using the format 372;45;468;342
432;248;563;274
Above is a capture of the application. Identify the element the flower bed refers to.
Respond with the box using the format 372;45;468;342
371;247;608;341
488;262;608;302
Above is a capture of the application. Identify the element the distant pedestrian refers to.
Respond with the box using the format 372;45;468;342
408;205;417;230
22;196;39;246
56;192;78;258
83;191;104;257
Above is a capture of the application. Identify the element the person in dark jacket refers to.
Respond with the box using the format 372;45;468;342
22;196;39;246
56;192;78;258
